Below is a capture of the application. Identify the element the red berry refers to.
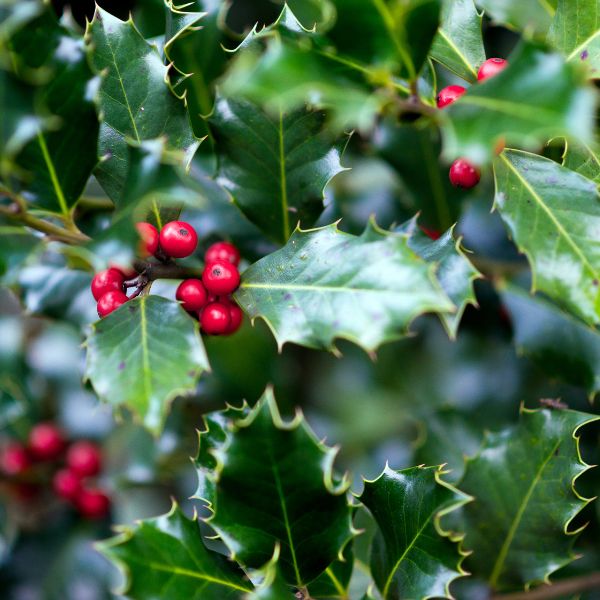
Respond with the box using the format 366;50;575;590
202;260;240;295
110;263;137;279
0;442;31;475
436;85;466;108
200;302;231;335
136;222;159;257
205;242;240;267
53;469;82;501
477;58;508;81
159;221;198;258
420;227;441;240
97;290;128;318
28;423;65;461
449;158;481;189
176;279;209;312
225;301;243;335
66;441;102;478
91;268;124;301
76;487;111;519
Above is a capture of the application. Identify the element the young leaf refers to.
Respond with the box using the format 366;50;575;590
475;0;555;36
234;221;455;353
494;149;600;326
210;97;348;245
430;0;485;82
359;465;472;600
84;295;209;434
442;42;595;164
98;504;255;599
194;388;354;587
86;7;199;201
455;407;600;591
562;139;600;184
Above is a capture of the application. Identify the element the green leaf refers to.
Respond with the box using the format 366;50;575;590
307;544;354;599
562;139;600;184
194;388;354;587
234;221;454;352
442;42;595;164
86;7;199;201
455;407;600;591
494;149;600;326
548;0;600;76
475;0;555;36
0;222;39;285
499;281;600;397
430;0;485;82
98;504;255;599
210;97;348;245
84;295;209;434
359;465;471;600
0;0;44;59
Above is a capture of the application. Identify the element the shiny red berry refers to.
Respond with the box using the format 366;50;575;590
53;469;82;501
176;279;208;312
477;58;508;81
66;441;102;478
28;423;65;460
225;301;243;335
449;159;480;189
420;227;441;240
136;222;159;257
110;263;137;279
436;85;466;108
97;290;128;318
0;442;31;475
202;260;240;295
159;221;198;258
205;241;240;267
200;302;231;335
76;487;111;519
91;268;124;301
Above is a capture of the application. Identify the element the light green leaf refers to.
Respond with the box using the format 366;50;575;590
234;221;454;352
562;138;600;183
476;0;555;36
84;295;209;434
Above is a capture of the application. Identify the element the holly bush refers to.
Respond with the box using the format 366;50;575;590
2;0;600;598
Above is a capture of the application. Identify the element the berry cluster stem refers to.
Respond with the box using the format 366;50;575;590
131;259;203;283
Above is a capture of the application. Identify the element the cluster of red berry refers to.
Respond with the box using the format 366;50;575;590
0;423;109;519
437;57;509;189
90;220;243;336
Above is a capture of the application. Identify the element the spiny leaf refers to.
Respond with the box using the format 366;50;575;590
562;138;600;183
359;465;472;600
494;149;600;326
210;97;348;245
475;0;556;36
194;388;354;587
84;295;209;434
307;544;354;599
234;220;455;353
455;407;599;591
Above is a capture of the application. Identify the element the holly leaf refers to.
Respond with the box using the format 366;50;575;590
307;544;354;599
0;222;40;285
562;139;600;184
475;0;555;36
442;42;595;164
84;295;209;434
494;149;600;326
548;0;600;77
359;465;472;600
499;281;600;397
86;7;199;201
98;504;255;599
455;407;600;591
234;220;454;352
194;388;354;587
430;0;485;82
210;97;348;245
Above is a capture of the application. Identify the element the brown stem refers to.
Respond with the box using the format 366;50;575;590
492;573;600;600
132;259;203;282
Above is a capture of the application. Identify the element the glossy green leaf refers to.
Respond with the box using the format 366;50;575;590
0;0;44;59
84;295;209;434
360;465;471;600
494;149;600;326
456;407;599;591
99;504;255;599
562;139;600;183
194;388;354;587
443;43;595;164
210;97;347;244
86;7;199;201
307;544;354;599
499;281;600;397
548;0;600;76
430;0;485;82
234;221;454;352
0;222;39;285
476;0;555;35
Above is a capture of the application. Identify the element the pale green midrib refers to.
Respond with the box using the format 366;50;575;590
382;511;436;597
538;0;556;17
436;29;478;78
241;282;424;293
488;439;561;586
567;28;600;61
278;108;290;242
500;154;599;280
36;131;69;217
325;566;347;597
139;297;152;407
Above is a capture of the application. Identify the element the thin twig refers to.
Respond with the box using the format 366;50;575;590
492;573;600;600
133;259;203;282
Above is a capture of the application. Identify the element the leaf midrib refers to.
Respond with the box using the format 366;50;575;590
278;108;290;242
436;28;478;78
567;28;600;61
